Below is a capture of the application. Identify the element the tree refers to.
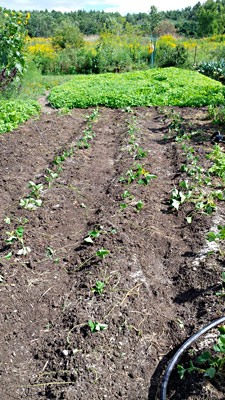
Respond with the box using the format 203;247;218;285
148;6;162;34
52;21;84;49
197;0;225;36
155;20;177;37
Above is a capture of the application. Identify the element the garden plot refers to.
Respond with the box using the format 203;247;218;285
0;105;224;399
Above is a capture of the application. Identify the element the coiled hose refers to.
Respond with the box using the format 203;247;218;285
160;315;225;400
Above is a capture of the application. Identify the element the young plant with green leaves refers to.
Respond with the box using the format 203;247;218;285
19;197;42;211
28;181;43;199
91;281;105;295
206;225;225;256
5;226;31;257
89;320;108;333
178;326;225;380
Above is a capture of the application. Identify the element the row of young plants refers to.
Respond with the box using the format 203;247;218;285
161;108;225;222
118;108;157;214
84;109;158;333
0;108;124;334
1;108;100;262
161;107;225;383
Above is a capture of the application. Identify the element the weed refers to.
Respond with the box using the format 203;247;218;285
46;247;59;263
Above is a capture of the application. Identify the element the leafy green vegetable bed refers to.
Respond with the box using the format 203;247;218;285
48;67;225;109
0;100;41;133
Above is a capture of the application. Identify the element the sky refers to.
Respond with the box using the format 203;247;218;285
0;0;206;14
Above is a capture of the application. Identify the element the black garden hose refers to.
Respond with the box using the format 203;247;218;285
160;315;225;400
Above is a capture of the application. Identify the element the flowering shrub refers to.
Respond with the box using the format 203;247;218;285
155;36;188;68
26;37;56;58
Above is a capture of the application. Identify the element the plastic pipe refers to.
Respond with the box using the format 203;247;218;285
160;315;225;400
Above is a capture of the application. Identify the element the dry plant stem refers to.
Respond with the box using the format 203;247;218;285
66;323;86;345
104;282;143;320
16;381;75;388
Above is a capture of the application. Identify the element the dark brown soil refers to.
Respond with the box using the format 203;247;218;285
0;103;224;400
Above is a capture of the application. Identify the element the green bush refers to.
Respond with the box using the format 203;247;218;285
155;43;188;68
52;22;84;49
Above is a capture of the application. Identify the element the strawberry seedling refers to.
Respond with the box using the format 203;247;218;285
89;320;108;333
91;281;105;295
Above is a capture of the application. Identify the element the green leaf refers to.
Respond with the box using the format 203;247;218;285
187;361;197;373
4;216;11;224
84;236;93;244
177;365;186;380
186;216;192;224
172;199;180;211
197;351;211;365
88;320;95;332
4;251;13;260
88;230;100;238
16;227;24;238
206;232;217;242
204;367;216;379
96;249;109;258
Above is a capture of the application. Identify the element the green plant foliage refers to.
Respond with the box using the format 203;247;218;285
0;9;30;90
195;60;225;84
0;99;40;133
52;22;84;49
178;326;225;380
48;68;225;109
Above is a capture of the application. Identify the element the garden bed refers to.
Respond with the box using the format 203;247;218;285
0;104;224;399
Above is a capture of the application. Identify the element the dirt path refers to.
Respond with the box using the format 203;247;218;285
0;106;223;399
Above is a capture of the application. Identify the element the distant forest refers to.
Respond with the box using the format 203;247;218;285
15;0;225;38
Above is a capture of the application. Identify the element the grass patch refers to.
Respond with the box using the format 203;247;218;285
48;67;225;109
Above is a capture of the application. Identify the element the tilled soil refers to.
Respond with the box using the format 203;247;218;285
0;103;224;400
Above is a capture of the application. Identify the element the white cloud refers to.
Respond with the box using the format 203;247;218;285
0;0;205;13
104;0;205;14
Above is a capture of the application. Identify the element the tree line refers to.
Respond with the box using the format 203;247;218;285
5;0;225;38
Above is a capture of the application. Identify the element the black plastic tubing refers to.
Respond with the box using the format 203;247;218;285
160;315;225;400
